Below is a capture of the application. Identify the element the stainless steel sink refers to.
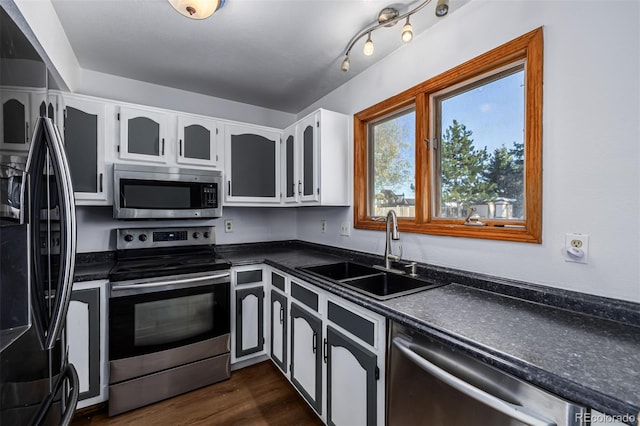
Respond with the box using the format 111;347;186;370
299;261;445;300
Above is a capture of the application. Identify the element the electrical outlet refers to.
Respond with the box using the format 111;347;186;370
340;221;350;236
224;220;233;233
565;233;588;263
321;220;327;233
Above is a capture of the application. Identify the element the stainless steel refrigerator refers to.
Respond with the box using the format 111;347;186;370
1;4;80;425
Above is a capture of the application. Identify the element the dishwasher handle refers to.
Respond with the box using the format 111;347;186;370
392;336;557;426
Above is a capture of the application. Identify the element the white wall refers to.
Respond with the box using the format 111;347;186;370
297;0;640;303
76;69;295;129
76;206;297;253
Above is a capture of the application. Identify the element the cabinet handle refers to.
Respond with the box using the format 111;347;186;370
323;338;328;363
161;138;165;155
279;306;284;324
312;331;317;354
25;122;29;143
179;139;182;156
228;181;231;196
298;180;302;196
99;173;103;192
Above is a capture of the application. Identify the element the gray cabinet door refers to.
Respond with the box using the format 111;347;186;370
225;124;280;203
118;107;166;162
64;106;99;193
177;116;219;167
270;289;287;373
326;326;378;426
183;124;211;160
127;116;160;156
302;124;314;197
285;133;296;200
1;91;30;150
235;286;265;358
68;287;101;401
290;302;322;414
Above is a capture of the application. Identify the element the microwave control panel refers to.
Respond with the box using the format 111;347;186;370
117;226;215;250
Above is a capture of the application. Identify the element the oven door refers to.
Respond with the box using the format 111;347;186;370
109;273;230;361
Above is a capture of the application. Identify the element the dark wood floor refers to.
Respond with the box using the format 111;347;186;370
72;361;323;425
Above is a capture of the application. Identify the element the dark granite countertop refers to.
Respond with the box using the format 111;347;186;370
73;241;640;424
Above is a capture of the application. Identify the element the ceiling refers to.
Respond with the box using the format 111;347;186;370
50;0;468;113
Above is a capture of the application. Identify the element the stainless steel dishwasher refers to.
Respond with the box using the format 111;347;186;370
387;322;588;426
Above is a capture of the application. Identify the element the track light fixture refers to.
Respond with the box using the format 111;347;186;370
340;0;449;72
401;17;413;43
363;32;375;56
435;0;450;18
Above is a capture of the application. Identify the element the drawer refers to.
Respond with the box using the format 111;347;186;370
291;281;319;312
271;271;285;292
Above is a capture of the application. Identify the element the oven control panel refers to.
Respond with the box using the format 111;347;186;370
116;226;215;250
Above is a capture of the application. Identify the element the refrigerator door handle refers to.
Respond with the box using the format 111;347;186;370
43;119;77;350
26;117;77;350
30;363;80;426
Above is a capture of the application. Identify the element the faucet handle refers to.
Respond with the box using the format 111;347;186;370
405;262;418;277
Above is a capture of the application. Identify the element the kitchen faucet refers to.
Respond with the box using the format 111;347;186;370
384;210;402;270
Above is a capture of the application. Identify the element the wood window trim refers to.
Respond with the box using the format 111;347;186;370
354;27;543;243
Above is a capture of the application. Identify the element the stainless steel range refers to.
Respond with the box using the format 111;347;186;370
108;226;231;417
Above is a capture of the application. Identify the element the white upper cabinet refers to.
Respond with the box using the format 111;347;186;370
176;115;221;168
118;106;169;163
224;123;281;204
0;88;33;152
60;94;109;204
283;109;350;206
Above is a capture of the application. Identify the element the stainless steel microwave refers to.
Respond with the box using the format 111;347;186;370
113;164;223;219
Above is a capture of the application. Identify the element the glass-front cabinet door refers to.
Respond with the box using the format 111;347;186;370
118;106;167;163
297;113;319;203
176;115;220;167
282;124;298;204
224;123;281;204
0;89;32;152
61;95;107;204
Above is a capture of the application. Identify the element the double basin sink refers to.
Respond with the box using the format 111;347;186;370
299;261;445;300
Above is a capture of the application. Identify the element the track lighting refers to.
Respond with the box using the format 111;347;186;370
435;0;449;17
401;17;413;43
363;33;374;56
341;56;351;72
340;0;449;72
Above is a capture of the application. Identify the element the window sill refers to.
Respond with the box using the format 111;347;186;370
354;218;541;243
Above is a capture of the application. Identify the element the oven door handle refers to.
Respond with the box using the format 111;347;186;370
112;272;230;291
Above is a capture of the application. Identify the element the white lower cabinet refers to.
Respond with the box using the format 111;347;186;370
290;301;323;414
231;266;266;364
66;280;108;409
264;267;386;425
269;270;288;375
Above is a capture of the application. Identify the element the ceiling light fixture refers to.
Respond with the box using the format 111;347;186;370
168;0;225;20
363;32;375;56
401;17;413;43
340;0;449;72
435;0;450;18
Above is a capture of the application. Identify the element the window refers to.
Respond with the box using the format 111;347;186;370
354;28;542;243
